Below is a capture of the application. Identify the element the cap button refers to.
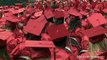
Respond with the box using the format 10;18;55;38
56;30;59;33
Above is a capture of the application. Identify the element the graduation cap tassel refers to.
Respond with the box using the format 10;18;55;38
65;36;73;53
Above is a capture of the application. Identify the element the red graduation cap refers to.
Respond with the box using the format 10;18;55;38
12;8;25;14
0;17;6;22
23;40;55;48
44;8;54;19
20;16;27;22
47;24;69;41
20;40;55;60
53;11;64;19
24;15;47;36
2;9;9;13
87;13;107;27
103;8;107;13
55;8;64;11
34;10;43;18
80;10;88;16
11;9;18;14
0;17;7;26
80;26;107;43
4;11;13;16
18;8;25;13
68;7;81;16
5;15;20;23
15;3;22;8
25;13;31;18
26;6;35;14
0;31;13;40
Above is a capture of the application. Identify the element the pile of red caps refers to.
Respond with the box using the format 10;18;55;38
0;0;107;60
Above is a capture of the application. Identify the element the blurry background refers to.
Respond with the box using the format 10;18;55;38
0;0;35;6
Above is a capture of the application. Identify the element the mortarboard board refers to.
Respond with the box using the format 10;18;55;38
20;16;27;22
24;15;47;36
0;30;12;47
4;11;13;17
22;40;55;48
34;10;43;18
15;3;22;8
5;15;20;23
53;11;64;19
0;17;6;22
68;7;81;16
25;7;35;18
12;8;25;14
26;6;34;13
12;40;55;59
0;31;13;40
47;24;69;41
80;10;88;16
103;8;107;13
25;13;31;18
44;8;54;19
80;26;107;43
11;9;18;14
87;13;107;27
18;8;25;13
2;9;9;13
55;8;64;11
